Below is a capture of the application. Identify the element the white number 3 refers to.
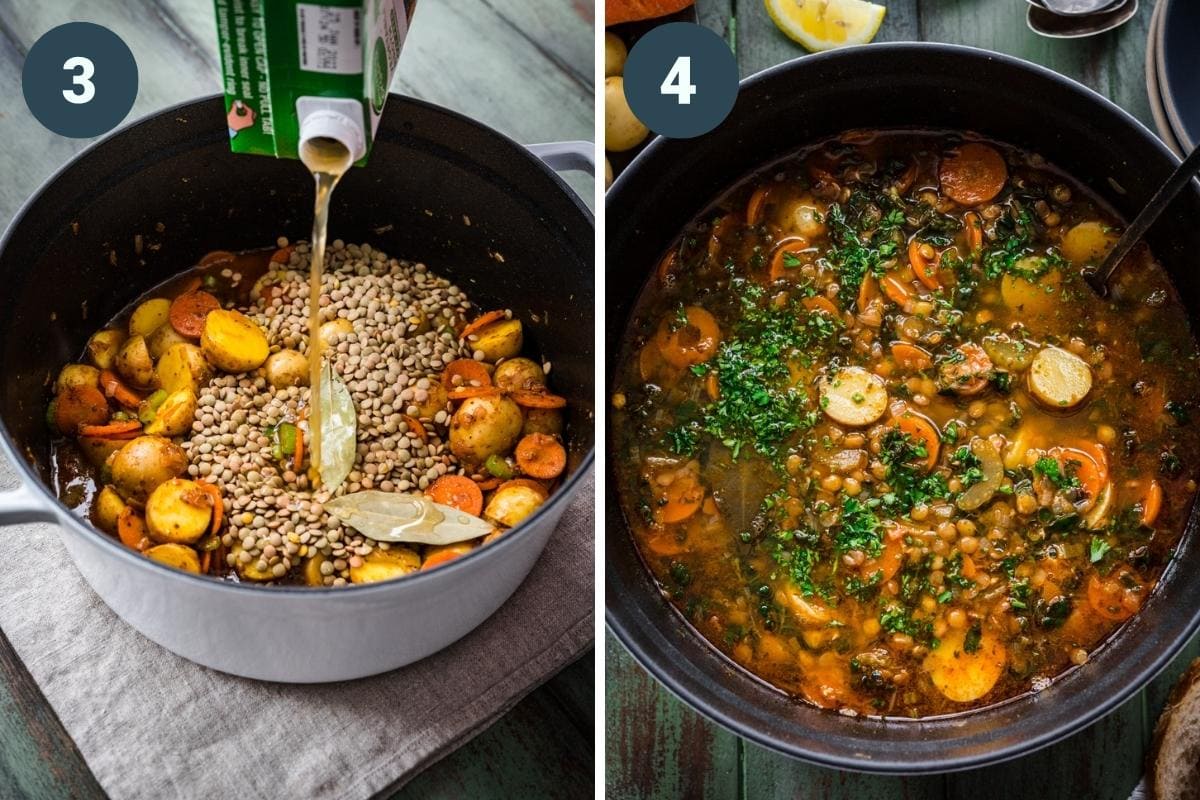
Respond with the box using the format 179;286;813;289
660;56;697;105
62;56;96;105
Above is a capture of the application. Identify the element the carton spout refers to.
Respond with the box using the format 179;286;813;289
296;97;366;172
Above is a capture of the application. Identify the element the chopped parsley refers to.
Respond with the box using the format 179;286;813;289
836;496;883;557
963;622;983;654
878;429;950;514
1089;536;1112;564
951;445;985;488
1035;456;1081;490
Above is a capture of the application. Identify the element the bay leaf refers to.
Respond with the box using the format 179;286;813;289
319;361;356;492
325;490;492;545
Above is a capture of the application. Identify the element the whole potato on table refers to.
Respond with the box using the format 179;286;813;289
605;76;650;153
110;435;188;503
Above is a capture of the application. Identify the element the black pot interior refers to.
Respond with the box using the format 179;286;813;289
0;95;594;496
606;44;1200;771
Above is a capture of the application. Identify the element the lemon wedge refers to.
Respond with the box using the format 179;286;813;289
764;0;887;52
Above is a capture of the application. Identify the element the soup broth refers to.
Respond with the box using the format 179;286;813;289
611;130;1200;717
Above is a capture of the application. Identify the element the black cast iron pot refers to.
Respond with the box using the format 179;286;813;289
0;94;594;682
606;43;1200;772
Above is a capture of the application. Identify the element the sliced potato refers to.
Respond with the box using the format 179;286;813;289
349;546;421;584
318;318;354;348
86;329;126;370
784;198;827;239
302;553;327;587
782;590;832;626
201;309;269;372
115;335;154;388
923;626;1007;703
55;364;100;394
111;435;188;503
1001;268;1061;317
156;343;213;394
144;387;197;436
819;366;888;427
605;76;649;152
450;394;525;464
1028;346;1092;410
129;298;171;338
145;477;212;544
483;483;546;527
144;543;201;573
469;319;523;362
493;357;545;392
264;349;308;388
1061;221;1117;266
231;544;274;581
147;322;190;359
93;485;128;534
1003;424;1036;471
523;407;564;438
1084;482;1114;529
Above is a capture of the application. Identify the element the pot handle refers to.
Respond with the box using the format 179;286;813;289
0;481;58;525
526;140;595;176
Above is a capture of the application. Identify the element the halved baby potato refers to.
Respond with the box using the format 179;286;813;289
147;322;191;359
144;387;197;436
115;335;155;387
129;298;171;338
55;364;100;394
202;309;269;372
469;318;524;362
1061;221;1117;266
923;626;1007;703
1000;267;1061;317
93;485;128;534
493;357;545;392
145;477;212;544
483;482;547;527
349;546;421;584
318;318;355;348
157;343;213;394
302;553;327;587
87;329;126;370
144;543;201;573
1028;346;1092;410
819;366;888;427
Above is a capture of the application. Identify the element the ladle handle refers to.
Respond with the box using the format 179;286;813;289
1093;144;1200;293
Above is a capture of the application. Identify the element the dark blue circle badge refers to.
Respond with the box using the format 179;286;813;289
622;22;738;139
22;23;138;139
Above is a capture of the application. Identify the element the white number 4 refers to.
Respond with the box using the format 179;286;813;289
62;56;96;105
660;56;697;105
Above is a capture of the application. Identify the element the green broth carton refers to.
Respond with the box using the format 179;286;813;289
213;0;418;164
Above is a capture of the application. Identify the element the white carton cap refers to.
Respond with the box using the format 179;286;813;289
296;96;366;166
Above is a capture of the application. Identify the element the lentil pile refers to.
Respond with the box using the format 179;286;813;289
184;239;472;586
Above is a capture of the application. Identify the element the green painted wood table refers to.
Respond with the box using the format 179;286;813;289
0;2;593;799
606;1;1200;797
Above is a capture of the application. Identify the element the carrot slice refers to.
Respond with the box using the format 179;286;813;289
658;473;704;524
515;433;567;480
1088;568;1143;622
769;237;811;281
880;274;915;308
802;295;839;316
890;342;933;371
746;186;770;226
401;414;428;443
892;410;940;471
78;420;142;438
1048;443;1108;501
643;531;688;556
857;275;880;315
1142;480;1163;527
908;239;941;290
655;306;721;368
169;290;221;338
427;475;484;516
964;211;984;254
960;554;978;580
511;389;568;409
460;310;507;341
98;370;143;409
704;372;720;401
199;250;235;268
196;480;223;536
270;245;295;264
54;384;111;433
706;214;738;263
441;358;493;389
447;386;503;401
939;143;1008;206
117;508;148;551
421;543;475;571
862;524;906;583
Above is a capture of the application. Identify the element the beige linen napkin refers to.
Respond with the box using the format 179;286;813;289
0;456;593;800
